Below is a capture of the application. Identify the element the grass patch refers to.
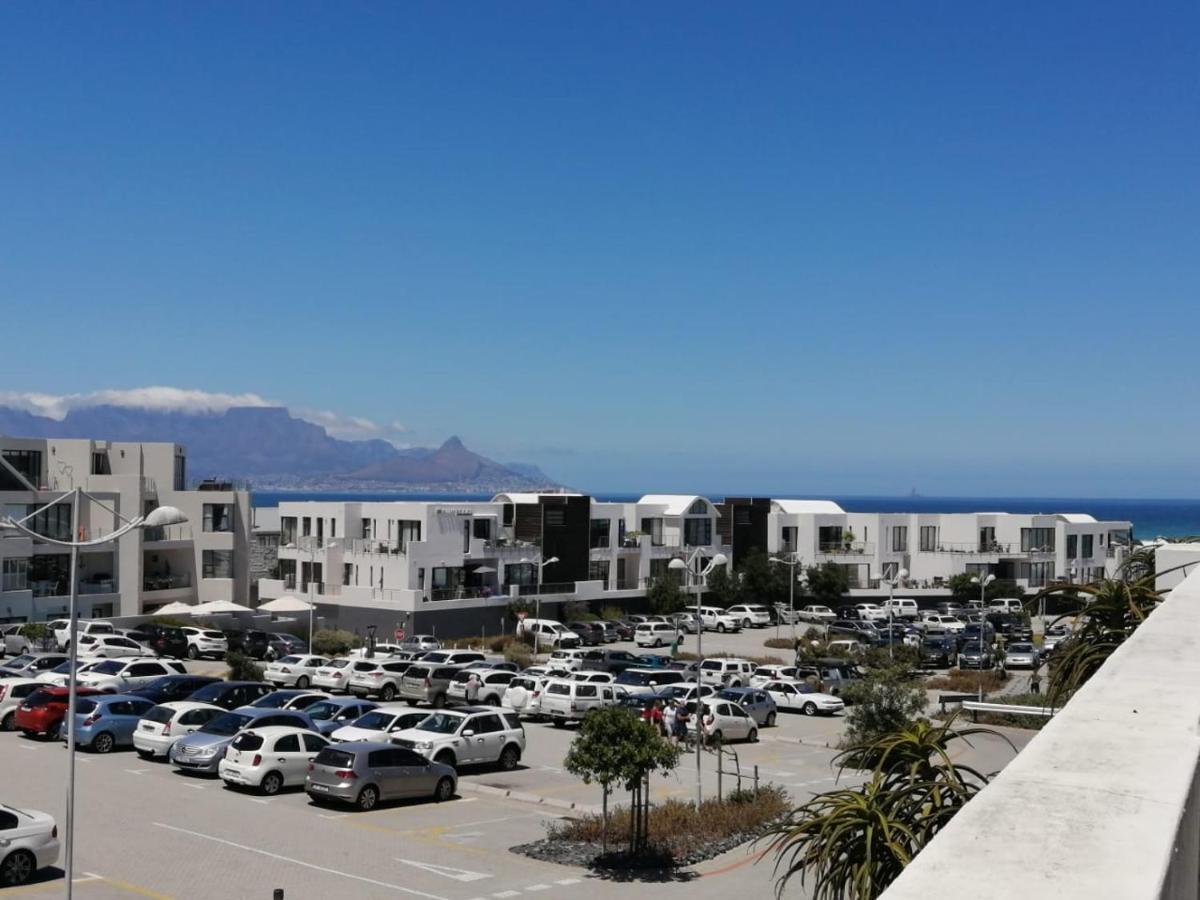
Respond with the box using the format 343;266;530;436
763;638;795;650
546;785;789;862
926;668;1007;694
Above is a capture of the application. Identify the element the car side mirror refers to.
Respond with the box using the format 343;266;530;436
462;729;475;737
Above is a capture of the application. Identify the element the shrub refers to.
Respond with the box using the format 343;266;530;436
442;636;486;649
562;601;595;621
764;638;794;650
926;669;1006;694
841;664;929;757
599;606;626;621
226;650;264;682
504;643;533;669
311;628;362;657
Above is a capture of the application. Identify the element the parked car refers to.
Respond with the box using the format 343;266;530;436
313;657;355;693
180;627;228;660
795;659;863;697
797;605;837;624
852;603;889;623
566;621;606;646
35;659;107;687
758;679;845;716
545;648;589;671
52;619;114;651
829;620;881;643
392;707;525;770
962;623;996;645
223;630;272;660
186;680;275;710
0;679;44;731
539;679;622;725
501;675;551;719
77;633;157;658
597;620;627;642
132;701;225;759
347;642;406;659
0;803;60;887
170;707;317;774
634;622;678;648
686;699;759;744
726;604;772;628
514;618;581;650
579;648;642;675
987;613;1033;641
219;726;330;795
826;638;868;656
988;598;1025;614
935;601;966;616
263;654;329;690
128;674;222;705
881;598;920;621
3;624;55;657
13;686;105;737
921;614;966;635
715;687;777;726
1042;624;1073;655
126;624;190;659
698;606;741;633
416;650;488;667
1004;642;1041;669
76;658;188;693
446;669;514;706
697;658;756;688
0;653;69;680
569;670;615;684
399;664;466;708
249;690;330;711
669;613;700;634
612;668;686;696
398;635;441;653
267;633;309;660
303;697;379;737
343;659;413;701
920;637;959;668
64;694;156;753
957;641;994;670
306;741;457;809
749;665;803;687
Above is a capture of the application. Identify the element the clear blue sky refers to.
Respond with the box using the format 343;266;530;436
1;3;1197;496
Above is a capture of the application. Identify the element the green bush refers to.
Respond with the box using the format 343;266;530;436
226;650;264;682
599;606;627;621
841;664;929;758
311;628;362;657
504;643;533;669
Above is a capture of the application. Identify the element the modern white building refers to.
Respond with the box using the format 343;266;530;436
0;436;251;622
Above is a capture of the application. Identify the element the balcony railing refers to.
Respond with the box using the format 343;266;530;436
143;573;192;592
818;541;875;555
614;578;645;591
919;541;1017;555
79;579;116;595
482;539;540;555
517;582;577;597
429;586;498;602
342;538;403;556
143;524;192;542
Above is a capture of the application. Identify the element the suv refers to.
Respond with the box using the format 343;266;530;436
392;707;526;771
347;659;414;701
180;627;228;660
0;653;69;679
612;668;685;696
399;635;441;653
50;619;115;651
698;607;742;633
698;658;756;687
446;669;515;705
988;598;1025;614
77;658;188;692
566;622;605;646
186;680;275;710
127;625;189;659
881;598;920;621
514;619;581;650
223;630;272;660
634;622;678;648
539;679;622;725
726;605;772;628
399;664;464;708
546;648;589;671
579;648;642;675
415;650;487;667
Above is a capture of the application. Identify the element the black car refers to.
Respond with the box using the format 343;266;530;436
128;674;222;704
566;622;604;647
267;632;308;660
957;641;994;670
128;624;189;659
920;637;957;668
986;613;1033;641
829;620;881;643
835;606;865;621
223;630;272;660
187;680;274;710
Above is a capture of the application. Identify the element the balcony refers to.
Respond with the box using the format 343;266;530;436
343;538;403;556
482;539;540;557
920;541;1016;555
79;578;116;595
143;573;192;592
517;582;577;597
429;586;498;602
143;524;192;543
817;541;875;557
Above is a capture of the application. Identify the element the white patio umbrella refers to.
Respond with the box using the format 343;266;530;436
190;599;254;615
256;595;318;645
152;601;196;615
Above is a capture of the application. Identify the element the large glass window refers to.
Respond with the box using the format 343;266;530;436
683;518;712;547
203;504;234;533
2;558;29;592
1081;535;1094;558
891;526;908;552
641;518;664;546
590;519;611;549
202;550;234;579
1021;528;1056;552
397;520;421;549
818;526;843;550
588;560;610;583
1066;535;1078;559
504;563;535;587
919;526;938;552
29;555;70;596
0;450;41;489
281;517;297;546
979;527;996;552
28;503;72;541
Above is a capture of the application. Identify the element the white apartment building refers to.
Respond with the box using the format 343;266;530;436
0;436;251;623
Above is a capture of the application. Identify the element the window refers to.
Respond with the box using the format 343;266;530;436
281;517;297;546
1066;535;1078;559
0;449;41;489
590;519;611;549
818;526;843;549
91;452;111;475
641;518;664;546
302;734;326;753
502;504;514;526
202;550;234;579
1021;528;1056;552
684;518;712;547
203;504;234;533
173;455;187;491
1081;535;1094;558
919;526;938;552
2;557;29;592
275;734;301;753
688;499;709;514
588;560;610;582
472;518;491;540
470;714;504;734
545;508;566;527
781;526;798;551
397;520;421;549
892;526;908;552
979;527;996;551
343;563;353;586
361;518;372;539
28;503;72;541
881;561;899;580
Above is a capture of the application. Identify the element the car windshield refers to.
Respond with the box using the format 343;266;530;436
717;690;746;701
304;701;343;721
323;659;350;670
251;692;296;709
202;712;253;735
1008;643;1034;653
420;652;450;664
615;672;652;686
352;711;397;730
315;747;355;769
23;689;55;707
6;655;36;667
278;656;303;665
143;705;176;724
91;660;125;674
412;713;466;735
962;643;987;653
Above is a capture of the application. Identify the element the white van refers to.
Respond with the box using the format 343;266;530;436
515;618;581;649
698;658;757;687
881;598;919;620
988;598;1025;614
539;679;622;725
634;622;677;648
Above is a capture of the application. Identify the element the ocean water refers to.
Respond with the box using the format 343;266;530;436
251;492;1200;539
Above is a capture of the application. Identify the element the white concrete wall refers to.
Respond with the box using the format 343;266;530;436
883;566;1200;900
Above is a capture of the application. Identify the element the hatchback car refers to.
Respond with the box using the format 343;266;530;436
14;686;105;737
686;699;760;744
399;635;441;653
329;706;429;743
0;803;60;887
180;627;228;660
0;679;44;732
170;707;317;774
132;701;225;759
306;741;457;810
0;653;69;680
303;697;379;737
220;726;330;794
186;680;275;710
78;634;157;659
64;694;156;753
715;687;777;727
347;659;415;701
263;654;328;689
391;707;526;770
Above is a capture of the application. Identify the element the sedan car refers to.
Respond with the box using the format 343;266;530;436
303;697;379;737
715;687;777;727
957;642;994;670
1004;642;1041;669
132;701;226;759
128;674;223;705
35;658;106;687
798;605;837;624
64;694;157;753
329;706;428;743
0;653;69;680
312;658;355;693
169;707;317;774
266;633;309;661
219;726;330;795
76;658;188;693
759;679;845;716
186;680;275;710
77;634;157;658
306;741;457;810
248;690;331;711
0;803;60;887
263;654;328;689
920;637;959;668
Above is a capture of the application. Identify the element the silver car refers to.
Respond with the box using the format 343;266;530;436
169;707;316;774
305;741;456;811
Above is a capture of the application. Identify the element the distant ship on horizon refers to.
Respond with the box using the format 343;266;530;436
909;487;921;498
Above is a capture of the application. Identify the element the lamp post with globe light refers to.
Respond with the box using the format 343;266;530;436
1;490;188;900
971;573;997;701
768;554;804;646
880;568;910;659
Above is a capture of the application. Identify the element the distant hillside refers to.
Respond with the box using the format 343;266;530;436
0;405;560;490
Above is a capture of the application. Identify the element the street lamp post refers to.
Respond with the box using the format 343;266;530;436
668;549;728;809
970;573;997;701
880;568;909;659
519;555;559;659
1;490;187;900
768;555;802;647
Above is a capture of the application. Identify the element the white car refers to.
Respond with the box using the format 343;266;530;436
0;803;60;887
545;649;588;671
399;635;441;653
77;634;156;658
76;658;188;692
655;681;716;704
0;678;43;732
569;670;615;684
181;627;228;660
347;659;417;701
882;598;920;620
35;659;107;687
219;726;330;795
759;679;845;716
853;604;889;623
539;679;622;724
263;655;328;690
749;665;803;687
698;607;742;633
329;705;430;743
698;658;757;687
132;701;225;759
312;657;354;693
922;614;966;635
726;604;772;628
348;643;406;659
446;669;516;705
501;675;550;718
51;619;115;651
391;707;526;770
798;605;837;624
634;622;678;648
686;699;760;744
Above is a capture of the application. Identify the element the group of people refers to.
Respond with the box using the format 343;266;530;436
640;698;706;750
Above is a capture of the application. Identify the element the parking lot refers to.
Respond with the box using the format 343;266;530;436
1;625;1030;898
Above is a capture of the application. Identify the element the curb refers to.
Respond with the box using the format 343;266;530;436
459;781;602;815
757;734;836;749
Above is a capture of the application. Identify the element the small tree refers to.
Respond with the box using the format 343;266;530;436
507;597;535;624
804;562;849;606
646;576;685;615
563;707;681;854
704;565;740;608
311;628;362;657
225;650;264;682
841;664;929;759
738;551;788;606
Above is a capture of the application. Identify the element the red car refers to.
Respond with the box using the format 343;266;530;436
14;686;105;738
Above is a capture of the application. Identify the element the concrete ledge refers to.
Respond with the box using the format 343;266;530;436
883;568;1200;900
458;780;602;816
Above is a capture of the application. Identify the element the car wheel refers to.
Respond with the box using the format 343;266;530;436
499;744;520;771
654;638;662;648
742;618;752;629
187;645;199;660
378;683;397;702
405;699;418;707
136;748;154;760
296;676;310;690
431;693;446;709
355;785;379;811
92;731;115;754
260;771;283;796
803;702;817;716
748;727;758;743
1;848;37;887
0;712;12;732
434;751;456;769
765;712;777;728
434;776;454;802
709;729;723;745
552;718;565;728
717;623;727;633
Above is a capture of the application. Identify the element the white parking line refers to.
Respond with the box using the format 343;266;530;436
525;885;552;892
124;769;148;776
153;822;453;899
491;892;521;899
555;878;581;885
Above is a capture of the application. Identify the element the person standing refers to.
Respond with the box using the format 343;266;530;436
661;699;677;739
673;701;691;750
465;671;481;704
1030;665;1042;695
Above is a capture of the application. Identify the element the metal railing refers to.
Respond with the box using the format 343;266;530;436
429;586;498;602
817;541;875;555
143;524;192;542
79;580;116;595
614;578;645;591
342;537;403;555
143;573;192;591
517;582;577;597
483;539;540;554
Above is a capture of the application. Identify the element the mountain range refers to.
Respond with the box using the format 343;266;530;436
0;404;559;491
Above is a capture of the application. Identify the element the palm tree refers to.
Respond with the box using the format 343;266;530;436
1030;548;1166;704
762;713;1011;900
